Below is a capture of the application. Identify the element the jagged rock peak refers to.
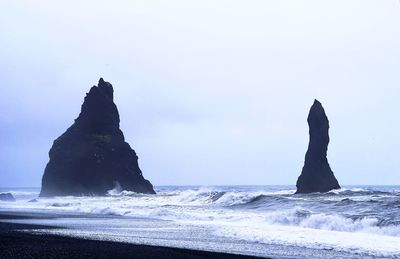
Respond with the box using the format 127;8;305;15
96;77;114;99
76;78;120;133
295;100;340;194
308;99;328;129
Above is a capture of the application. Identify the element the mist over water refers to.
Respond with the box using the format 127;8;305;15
1;2;399;258
1;185;400;258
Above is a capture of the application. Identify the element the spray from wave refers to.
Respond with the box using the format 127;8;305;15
2;186;400;238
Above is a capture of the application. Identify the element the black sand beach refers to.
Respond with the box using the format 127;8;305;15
0;212;264;259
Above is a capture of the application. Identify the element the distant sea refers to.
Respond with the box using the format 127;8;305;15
1;185;400;258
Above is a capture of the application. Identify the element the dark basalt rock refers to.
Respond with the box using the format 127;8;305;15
0;193;16;202
296;100;340;194
40;78;155;197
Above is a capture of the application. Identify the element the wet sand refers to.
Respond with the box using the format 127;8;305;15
0;212;264;259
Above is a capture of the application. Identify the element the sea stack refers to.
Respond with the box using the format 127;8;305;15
296;100;340;194
40;78;155;197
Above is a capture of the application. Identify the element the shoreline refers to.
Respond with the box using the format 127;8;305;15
2;186;399;259
0;212;264;259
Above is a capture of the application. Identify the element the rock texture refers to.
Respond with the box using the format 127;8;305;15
0;193;16;202
296;100;340;194
40;78;155;197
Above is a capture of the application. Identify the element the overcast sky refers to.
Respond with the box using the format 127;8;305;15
1;0;399;187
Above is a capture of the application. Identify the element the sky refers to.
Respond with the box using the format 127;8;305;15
0;0;400;187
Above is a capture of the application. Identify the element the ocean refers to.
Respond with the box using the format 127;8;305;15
1;185;399;258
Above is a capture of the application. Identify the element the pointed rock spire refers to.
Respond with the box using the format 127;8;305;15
40;78;155;197
296;100;340;194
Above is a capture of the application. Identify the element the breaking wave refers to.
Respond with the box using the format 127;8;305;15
167;187;296;207
261;208;400;236
2;186;400;239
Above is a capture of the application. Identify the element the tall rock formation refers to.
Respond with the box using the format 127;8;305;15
296;100;340;194
40;78;155;197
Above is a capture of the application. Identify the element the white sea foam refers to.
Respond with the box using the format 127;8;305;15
1;186;400;258
214;222;400;258
18;195;397;237
328;187;366;194
106;182;138;196
7;191;39;196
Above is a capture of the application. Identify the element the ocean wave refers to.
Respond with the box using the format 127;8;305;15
106;182;140;197
327;188;395;197
215;219;400;257
99;187;400;237
105;186;297;207
48;202;74;208
260;207;400;237
140;204;400;237
173;188;226;204
5;190;39;196
167;188;295;207
4;186;399;239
